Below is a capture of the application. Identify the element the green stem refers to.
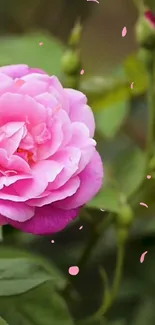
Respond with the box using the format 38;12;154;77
94;236;125;319
63;213;113;296
78;213;114;268
61;21;82;89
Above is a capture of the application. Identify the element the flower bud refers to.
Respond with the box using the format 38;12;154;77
116;204;134;227
61;75;79;89
61;49;81;75
135;10;155;50
68;21;82;48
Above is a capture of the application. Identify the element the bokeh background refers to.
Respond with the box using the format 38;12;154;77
0;0;138;72
1;1;155;325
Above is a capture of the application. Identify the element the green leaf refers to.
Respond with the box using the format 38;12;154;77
0;257;63;296
113;147;146;198
0;317;9;325
131;216;155;238
0;32;64;76
80;53;148;113
95;100;129;138
123;53;148;95
87;185;121;213
80;76;130;112
118;278;143;300
0;282;73;325
80;76;127;97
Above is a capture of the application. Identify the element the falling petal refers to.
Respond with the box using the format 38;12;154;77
100;208;105;212
122;26;127;37
130;82;134;89
51;240;55;244
39;42;43;46
147;175;151;179
140;202;148;208
68;266;79;276
87;0;99;3
80;69;85;75
79;225;83;230
140;251;148;263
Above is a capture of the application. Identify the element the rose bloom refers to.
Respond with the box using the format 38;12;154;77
0;65;103;235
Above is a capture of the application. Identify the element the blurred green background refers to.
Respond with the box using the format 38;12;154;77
1;1;155;325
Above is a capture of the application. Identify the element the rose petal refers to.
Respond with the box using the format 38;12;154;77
55;150;103;209
0;214;8;226
19;80;48;97
0;65;45;79
14;160;63;199
49;147;81;189
0;93;47;126
8;206;79;234
65;89;95;137
27;176;80;207
0;200;34;221
0;122;26;156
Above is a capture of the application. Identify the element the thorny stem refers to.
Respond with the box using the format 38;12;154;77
78;213;114;268
94;238;125;320
63;213;114;296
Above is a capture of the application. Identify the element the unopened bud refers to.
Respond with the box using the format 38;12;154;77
116;204;134;227
61;49;81;75
61;75;79;89
68;21;82;48
135;10;155;50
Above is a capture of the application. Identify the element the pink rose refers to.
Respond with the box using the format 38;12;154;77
0;64;103;235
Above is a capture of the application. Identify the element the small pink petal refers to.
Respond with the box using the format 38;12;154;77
39;42;43;46
100;209;105;212
140;251;148;263
51;240;55;244
147;175;151;179
79;225;83;230
130;82;134;89
80;69;85;75
15;79;25;87
68;266;79;276
140;202;148;208
122;26;127;37
87;0;99;3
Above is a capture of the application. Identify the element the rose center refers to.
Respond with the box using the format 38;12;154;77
17;148;34;164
